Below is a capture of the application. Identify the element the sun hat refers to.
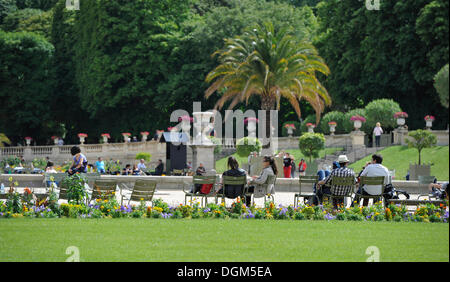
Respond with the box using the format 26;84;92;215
337;155;349;163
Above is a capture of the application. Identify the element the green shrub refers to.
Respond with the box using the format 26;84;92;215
320;111;347;134
364;99;402;131
208;136;223;154
298;133;325;163
236;137;262;158
434;64;449;108
336;213;346;220
135;152;151;162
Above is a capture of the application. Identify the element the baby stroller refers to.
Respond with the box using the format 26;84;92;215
383;183;410;207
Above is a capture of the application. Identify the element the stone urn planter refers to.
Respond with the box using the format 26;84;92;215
122;133;131;143
350;116;366;131
78;133;87;145
245;117;258;138
424;115;434;130
101;133;110;144
306;123;315;133
284;123;296;137
140;131;149;142
25;137;32;146
193;111;214;145
328;121;337;136
394;112;408;128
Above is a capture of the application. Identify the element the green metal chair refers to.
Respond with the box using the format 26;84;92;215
294;175;319;208
418;175;437;200
183;175;218;207
215;175;248;205
243;174;277;207
121;179;157;206
90;179;118;202
323;176;355;208
354;176;385;206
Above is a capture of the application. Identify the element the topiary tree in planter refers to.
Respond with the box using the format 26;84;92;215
298;133;325;163
236;137;262;160
406;130;437;165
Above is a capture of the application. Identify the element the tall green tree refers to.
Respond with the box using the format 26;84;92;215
73;0;190;141
0;31;55;144
316;0;449;130
433;64;449;108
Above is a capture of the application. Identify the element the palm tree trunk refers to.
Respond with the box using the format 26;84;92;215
261;92;275;155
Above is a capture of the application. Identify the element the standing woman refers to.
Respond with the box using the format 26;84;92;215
68;146;88;175
283;152;292;178
373;122;383;147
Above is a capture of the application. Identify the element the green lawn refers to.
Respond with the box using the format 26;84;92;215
349;146;449;181
0;218;448;262
216;148;342;174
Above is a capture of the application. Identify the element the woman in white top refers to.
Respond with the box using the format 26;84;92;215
246;156;278;206
373;122;383;147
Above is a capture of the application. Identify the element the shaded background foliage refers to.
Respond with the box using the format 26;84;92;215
0;0;448;145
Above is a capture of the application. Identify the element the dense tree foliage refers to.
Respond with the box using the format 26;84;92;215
315;0;449;130
0;0;448;144
0;31;55;143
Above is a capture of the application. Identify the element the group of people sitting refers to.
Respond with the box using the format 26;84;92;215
191;156;278;206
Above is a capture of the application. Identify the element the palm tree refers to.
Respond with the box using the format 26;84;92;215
205;22;331;152
0;133;11;147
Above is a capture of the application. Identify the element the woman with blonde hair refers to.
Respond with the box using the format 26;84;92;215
373;122;383;147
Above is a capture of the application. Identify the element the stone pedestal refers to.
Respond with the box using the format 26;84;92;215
351;130;366;149
393;127;408;145
191;145;216;171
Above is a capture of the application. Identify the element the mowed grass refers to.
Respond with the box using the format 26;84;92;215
349;146;449;181
216;148;342;174
0;219;448;262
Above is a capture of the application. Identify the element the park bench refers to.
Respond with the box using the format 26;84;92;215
323;175;356;208
354;176;385;206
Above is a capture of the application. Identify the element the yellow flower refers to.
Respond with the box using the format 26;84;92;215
100;205;104;209
112;192;115;195
140;198;144;201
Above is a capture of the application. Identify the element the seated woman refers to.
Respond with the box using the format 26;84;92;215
68;146;88;176
245;156;278;206
132;164;141;176
216;156;247;198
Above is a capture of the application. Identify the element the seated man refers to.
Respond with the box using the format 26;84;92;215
428;182;449;200
353;154;390;206
316;155;356;207
151;159;164;176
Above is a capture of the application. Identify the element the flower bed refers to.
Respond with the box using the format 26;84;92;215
1;192;448;223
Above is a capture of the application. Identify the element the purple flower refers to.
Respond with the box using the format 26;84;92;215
324;214;336;220
0;212;3;217
203;208;210;213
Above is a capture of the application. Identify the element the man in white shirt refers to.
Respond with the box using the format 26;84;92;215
137;159;147;171
355;154;390;206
